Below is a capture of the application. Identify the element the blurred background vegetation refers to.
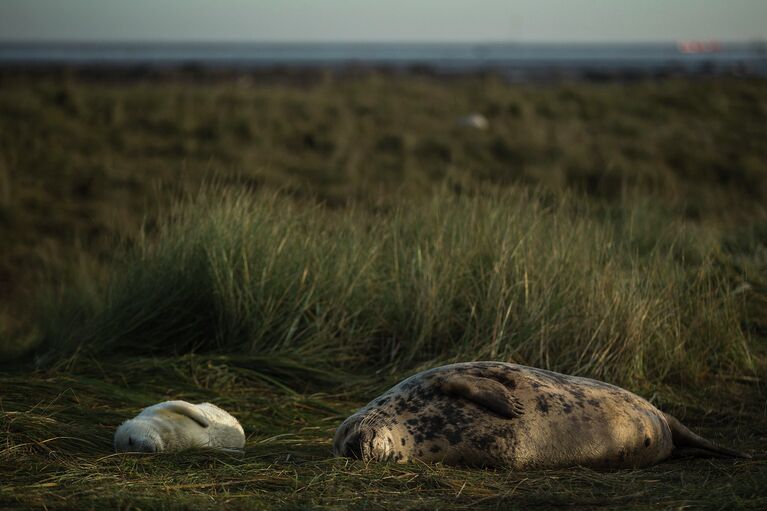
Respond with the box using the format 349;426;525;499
1;72;765;373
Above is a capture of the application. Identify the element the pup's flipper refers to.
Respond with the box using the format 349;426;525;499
440;374;524;418
162;401;210;428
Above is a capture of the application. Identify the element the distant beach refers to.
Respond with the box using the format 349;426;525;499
1;42;765;80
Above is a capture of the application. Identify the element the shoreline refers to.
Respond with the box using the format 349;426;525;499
1;61;764;84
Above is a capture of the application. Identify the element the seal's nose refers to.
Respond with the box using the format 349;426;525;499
139;441;157;453
343;432;363;459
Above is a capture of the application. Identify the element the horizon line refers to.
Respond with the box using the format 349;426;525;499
1;38;766;46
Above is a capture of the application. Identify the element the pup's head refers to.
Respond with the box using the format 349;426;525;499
114;419;164;453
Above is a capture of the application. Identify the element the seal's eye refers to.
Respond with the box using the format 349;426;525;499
128;437;134;446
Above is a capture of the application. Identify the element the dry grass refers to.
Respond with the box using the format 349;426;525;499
1;357;765;510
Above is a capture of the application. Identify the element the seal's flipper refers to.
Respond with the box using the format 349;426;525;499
663;413;749;459
440;374;523;418
162;401;210;428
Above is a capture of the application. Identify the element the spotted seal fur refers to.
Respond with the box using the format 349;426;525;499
333;362;749;469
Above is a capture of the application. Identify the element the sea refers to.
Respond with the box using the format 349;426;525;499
1;42;766;80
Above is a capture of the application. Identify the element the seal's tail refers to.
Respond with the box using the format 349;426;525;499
663;412;751;459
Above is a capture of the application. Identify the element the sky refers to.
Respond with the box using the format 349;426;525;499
1;0;766;43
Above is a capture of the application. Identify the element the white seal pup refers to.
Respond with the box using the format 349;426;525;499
334;362;750;469
114;400;245;453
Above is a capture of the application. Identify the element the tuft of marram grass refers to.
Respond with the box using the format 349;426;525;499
35;187;752;386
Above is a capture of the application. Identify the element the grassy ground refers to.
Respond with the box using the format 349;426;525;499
1;71;766;509
2;357;765;509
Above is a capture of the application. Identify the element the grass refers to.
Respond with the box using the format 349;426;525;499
2;357;765;509
1;72;766;312
0;70;766;508
32;188;756;388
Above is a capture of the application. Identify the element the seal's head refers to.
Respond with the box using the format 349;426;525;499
333;410;405;462
114;419;165;453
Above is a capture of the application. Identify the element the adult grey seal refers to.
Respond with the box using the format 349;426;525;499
114;400;245;453
333;362;749;469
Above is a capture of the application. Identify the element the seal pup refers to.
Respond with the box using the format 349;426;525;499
334;362;749;469
114;400;245;453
